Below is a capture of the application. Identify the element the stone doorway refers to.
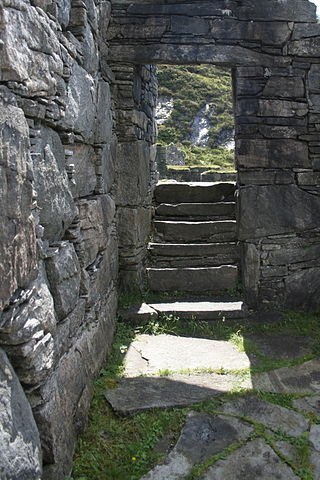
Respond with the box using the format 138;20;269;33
109;0;320;311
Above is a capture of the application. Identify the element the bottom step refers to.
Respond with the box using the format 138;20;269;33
149;300;247;320
146;265;238;293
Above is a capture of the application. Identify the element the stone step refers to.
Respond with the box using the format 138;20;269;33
155;202;236;221
149;300;247;320
148;242;239;267
146;265;238;292
154;220;237;243
155;182;236;204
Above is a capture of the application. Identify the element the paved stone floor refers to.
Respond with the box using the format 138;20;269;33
105;314;320;479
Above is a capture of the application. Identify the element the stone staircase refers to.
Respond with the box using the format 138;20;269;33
147;181;240;294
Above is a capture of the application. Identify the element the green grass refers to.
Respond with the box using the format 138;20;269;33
70;310;320;480
157;64;235;169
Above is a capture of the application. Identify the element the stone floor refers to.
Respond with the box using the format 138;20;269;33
105;307;320;479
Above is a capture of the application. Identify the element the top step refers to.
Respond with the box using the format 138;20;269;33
155;182;236;204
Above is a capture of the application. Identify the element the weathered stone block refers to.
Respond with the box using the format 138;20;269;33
308;64;320;93
45;242;81;321
239;185;320;239
0;263;56;346
0;3;63;95
285;268;320;311
171;16;210;35
238;169;294;186
95;80;113;144
66;144;96;198
31;127;77;242
258;100;308;117
117;207;152;248
33;292;117;479
292;23;320;41
76;195;116;268
238;0;316;22
86;235;118;306
62;63;96;143
0;89;37;310
4;331;55;386
242;242;260;306
296;172;320;185
262;77;305;98
115;141;151;205
237;139;310;169
289;36;320;56
210;19;291;45
0;349;42;480
53;299;86;362
109;44;280;67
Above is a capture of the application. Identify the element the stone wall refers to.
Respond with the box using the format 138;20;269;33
108;0;320;311
0;1;156;478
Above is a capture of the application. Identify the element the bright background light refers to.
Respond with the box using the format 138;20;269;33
311;0;320;14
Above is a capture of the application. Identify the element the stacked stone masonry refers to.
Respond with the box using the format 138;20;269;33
108;0;320;310
0;0;157;478
1;0;320;478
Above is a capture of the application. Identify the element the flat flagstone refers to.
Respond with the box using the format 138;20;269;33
140;411;253;480
104;373;239;415
149;300;247;320
293;394;320;415
220;396;308;436
310;424;320;479
124;334;250;377
199;438;299;480
248;358;320;394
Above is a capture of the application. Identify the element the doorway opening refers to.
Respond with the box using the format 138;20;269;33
155;64;235;182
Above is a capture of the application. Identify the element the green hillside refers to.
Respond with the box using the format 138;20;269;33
157;65;235;169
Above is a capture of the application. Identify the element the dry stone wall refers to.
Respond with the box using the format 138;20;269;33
0;0;156;478
108;0;320;311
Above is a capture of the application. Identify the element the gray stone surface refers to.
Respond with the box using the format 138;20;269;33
309;424;320;478
0;262;56;346
105;373;240;415
31;131;77;242
34;292;117;479
285;267;320;311
155;182;235;204
149;242;239;268
147;265;238;292
293;395;320;415
149;300;246;320
155;202;235;219
239;185;320;240
154;220;236;243
249;358;320;394
141;412;253;480
76;195;115;268
66;144;96;198
62;63;96;142
45;242;81;321
0;90;38;310
0;348;42;480
124;334;250;377
220;396;308;436
0;4;63;95
199;439;299;480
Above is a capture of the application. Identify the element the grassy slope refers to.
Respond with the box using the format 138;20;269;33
157;65;235;169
